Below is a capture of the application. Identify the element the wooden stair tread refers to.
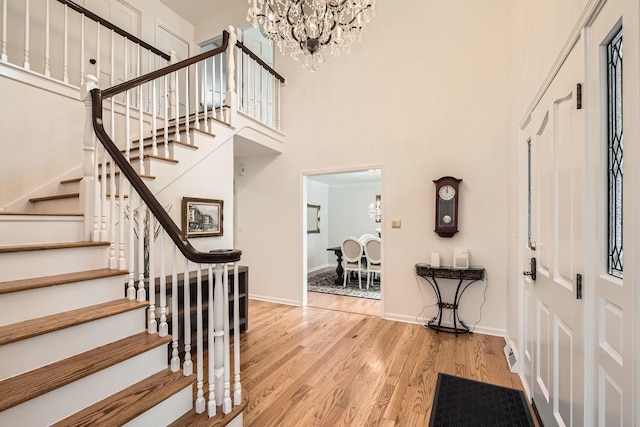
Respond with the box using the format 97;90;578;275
29;193;79;202
0;331;170;412
0;240;109;254
0;298;148;346
129;154;179;163
169;394;248;427
0;211;83;217
127;138;200;152
52;368;192;427
0;268;128;295
61;173;156;185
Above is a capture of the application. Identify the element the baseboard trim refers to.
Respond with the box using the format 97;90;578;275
248;295;300;307
382;312;505;337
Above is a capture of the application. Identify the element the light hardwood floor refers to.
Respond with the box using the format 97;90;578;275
307;290;381;316
240;298;537;426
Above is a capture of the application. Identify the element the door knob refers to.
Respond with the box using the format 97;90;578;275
523;257;537;281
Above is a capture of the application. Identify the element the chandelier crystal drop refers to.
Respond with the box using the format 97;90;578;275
247;0;376;71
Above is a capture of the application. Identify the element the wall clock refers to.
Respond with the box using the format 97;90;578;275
433;176;462;237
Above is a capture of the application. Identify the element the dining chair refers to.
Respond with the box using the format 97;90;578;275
364;237;381;290
358;233;376;245
341;236;364;288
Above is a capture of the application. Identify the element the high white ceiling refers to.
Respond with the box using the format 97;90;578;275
158;0;239;26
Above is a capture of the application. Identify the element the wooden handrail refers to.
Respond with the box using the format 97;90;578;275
90;88;241;265
102;31;230;99
236;41;285;83
56;0;170;61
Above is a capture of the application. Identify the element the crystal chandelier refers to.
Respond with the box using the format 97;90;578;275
247;0;376;71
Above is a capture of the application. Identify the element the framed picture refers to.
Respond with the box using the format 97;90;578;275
182;197;223;237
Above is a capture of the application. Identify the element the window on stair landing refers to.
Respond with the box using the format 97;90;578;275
607;29;623;279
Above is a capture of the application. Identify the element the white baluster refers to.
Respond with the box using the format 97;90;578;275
100;140;107;242
136;198;146;302
23;0;29;70
137;47;145;175
174;70;180;142
63;5;68;83
81;75;98;241
94;21;99;86
194;61;200;130
226;26;238;126
44;0;50;77
148;212;157;333
159;227;168;336
195;266;205;413
92;132;100;242
118;167;126;271
222;262;232;414
233;262;242;405
125;90;131;161
236;47;242;114
109;95;117;269
110;29;114;87
202;59;209;133
80;15;85;86
211;55;216;127
184;65;190;145
163;75;169;158
1;0;7;62
219;46;224;121
168;51;176;121
170;247;180;372
183;258;193;376
147;51;153;111
127;185;135;299
208;264;218;417
277;78;281;130
151;79;158;155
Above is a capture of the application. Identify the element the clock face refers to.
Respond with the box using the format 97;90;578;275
438;185;456;201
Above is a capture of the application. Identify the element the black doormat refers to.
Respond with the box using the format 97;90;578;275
307;269;380;300
429;373;534;427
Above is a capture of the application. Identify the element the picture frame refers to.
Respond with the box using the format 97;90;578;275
307;204;321;234
182;197;223;237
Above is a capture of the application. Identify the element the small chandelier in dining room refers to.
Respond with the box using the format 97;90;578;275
247;0;376;71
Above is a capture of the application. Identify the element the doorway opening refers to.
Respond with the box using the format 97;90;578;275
303;169;382;317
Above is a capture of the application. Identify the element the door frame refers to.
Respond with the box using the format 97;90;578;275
301;165;385;316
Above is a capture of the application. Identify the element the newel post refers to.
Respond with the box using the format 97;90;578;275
80;75;99;241
225;26;238;126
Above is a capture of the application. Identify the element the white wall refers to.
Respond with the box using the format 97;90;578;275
327;182;381;248
306;180;329;271
234;0;511;332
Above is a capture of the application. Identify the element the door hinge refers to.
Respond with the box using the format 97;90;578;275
576;273;582;299
576;83;582;110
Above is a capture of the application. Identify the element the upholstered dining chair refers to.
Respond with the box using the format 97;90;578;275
358;233;376;245
364;237;381;290
341;236;364;288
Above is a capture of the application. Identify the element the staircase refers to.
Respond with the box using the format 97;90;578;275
0;112;247;425
0;7;284;421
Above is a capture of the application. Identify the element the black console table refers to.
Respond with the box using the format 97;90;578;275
415;263;486;335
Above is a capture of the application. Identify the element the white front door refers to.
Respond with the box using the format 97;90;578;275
523;33;586;426
585;0;638;424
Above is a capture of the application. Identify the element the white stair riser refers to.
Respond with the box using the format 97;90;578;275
123;385;193;427
0;275;127;326
0;307;146;381
27;196;80;213
0;246;108;282
0;215;84;246
0;347;168;427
